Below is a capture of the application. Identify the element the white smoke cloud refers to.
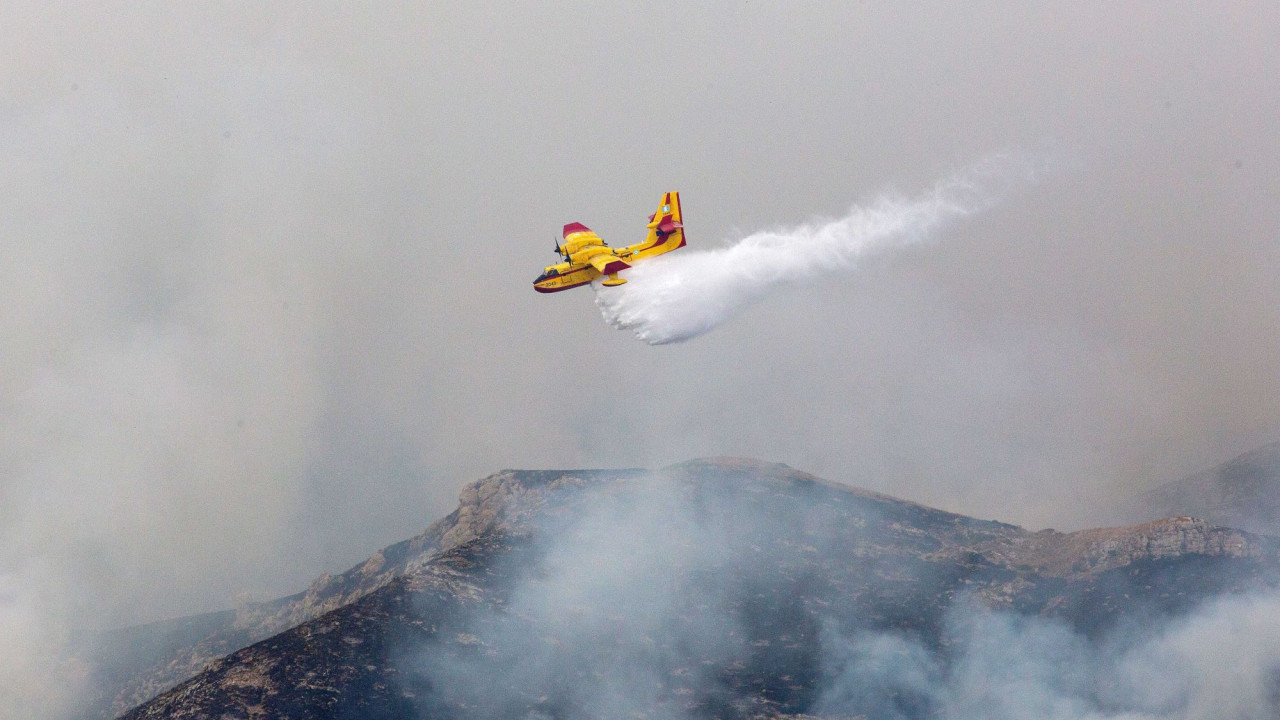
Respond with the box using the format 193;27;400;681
819;592;1280;720
0;568;91;720
409;474;1280;720
412;476;753;719
593;154;1042;345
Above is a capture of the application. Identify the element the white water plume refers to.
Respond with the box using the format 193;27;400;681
594;155;1038;344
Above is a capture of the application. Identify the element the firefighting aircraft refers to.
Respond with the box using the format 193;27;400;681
533;192;686;293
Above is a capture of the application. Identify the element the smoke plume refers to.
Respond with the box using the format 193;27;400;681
593;155;1039;345
819;592;1280;720
407;473;1280;720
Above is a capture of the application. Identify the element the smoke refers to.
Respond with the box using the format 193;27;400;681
411;475;768;719
407;470;887;719
0;567;92;720
593;155;1041;345
819;592;1280;720
405;473;1280;720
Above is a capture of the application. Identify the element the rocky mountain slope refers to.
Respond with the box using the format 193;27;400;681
117;458;1280;719
1146;440;1280;536
84;468;648;718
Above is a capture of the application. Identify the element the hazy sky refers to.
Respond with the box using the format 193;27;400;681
1;2;1278;688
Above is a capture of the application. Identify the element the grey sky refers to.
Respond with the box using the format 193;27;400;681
1;4;1278;708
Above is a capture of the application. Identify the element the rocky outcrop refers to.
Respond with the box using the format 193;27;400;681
975;515;1265;577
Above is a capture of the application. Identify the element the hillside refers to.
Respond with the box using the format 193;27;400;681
84;468;648;718
1146;441;1280;536
117;459;1280;719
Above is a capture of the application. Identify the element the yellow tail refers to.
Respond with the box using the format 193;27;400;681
629;192;686;260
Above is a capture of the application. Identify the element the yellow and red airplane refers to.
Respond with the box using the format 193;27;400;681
533;192;686;293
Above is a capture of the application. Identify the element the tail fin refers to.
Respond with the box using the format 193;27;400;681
631;191;686;259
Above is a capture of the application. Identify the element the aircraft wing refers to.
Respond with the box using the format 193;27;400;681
588;253;631;276
563;222;603;244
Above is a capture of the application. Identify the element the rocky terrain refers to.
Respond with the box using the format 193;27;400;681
82;468;648;718
1146;440;1280;536
112;458;1280;719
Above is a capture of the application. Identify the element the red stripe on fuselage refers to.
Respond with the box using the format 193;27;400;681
533;277;593;293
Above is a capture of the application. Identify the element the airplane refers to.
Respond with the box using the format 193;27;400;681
533;192;686;293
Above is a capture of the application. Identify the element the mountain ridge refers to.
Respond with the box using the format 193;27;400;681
87;466;650;718
113;458;1280;719
1146;440;1280;536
